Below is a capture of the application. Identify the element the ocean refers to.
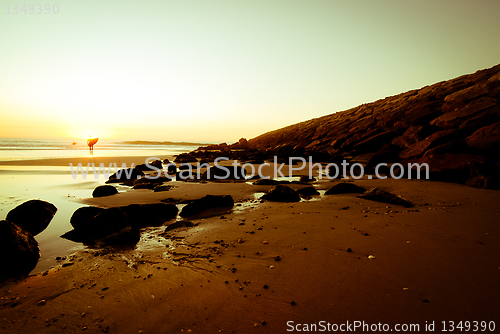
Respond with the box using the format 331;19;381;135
0;138;204;161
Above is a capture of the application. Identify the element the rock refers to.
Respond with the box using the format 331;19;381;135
154;185;173;192
422;140;471;157
0;220;40;279
458;106;500;131
174;153;198;163
135;159;163;171
132;182;157;190
176;169;196;181
178;163;197;171
299;176;316;183
65;203;178;243
161;197;180;203
366;144;401;170
180;195;234;217
351;130;398;156
431;97;497;129
198;158;212;166
466;122;500;153
62;207;132;243
404;153;485;183
253;179;279;186
6;200;57;236
358;188;413;207
70;206;104;230
325;183;366;195
296;186;319;197
166;164;177;175
484;175;500;190
202;165;246;180
237;137;248;148
398;129;457;160
92;185;119;197
165;220;194;231
121;203;178;228
391;125;437;149
107;168;144;182
262;185;301;202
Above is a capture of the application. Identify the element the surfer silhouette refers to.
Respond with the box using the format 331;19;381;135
87;136;98;155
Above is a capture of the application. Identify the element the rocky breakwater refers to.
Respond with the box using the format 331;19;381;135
192;63;500;189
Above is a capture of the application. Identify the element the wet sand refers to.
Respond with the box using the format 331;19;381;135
0;157;499;333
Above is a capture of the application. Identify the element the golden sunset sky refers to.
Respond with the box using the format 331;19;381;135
1;0;499;142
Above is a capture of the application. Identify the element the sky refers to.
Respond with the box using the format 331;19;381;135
1;0;499;143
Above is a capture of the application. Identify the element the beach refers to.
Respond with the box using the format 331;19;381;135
0;153;499;333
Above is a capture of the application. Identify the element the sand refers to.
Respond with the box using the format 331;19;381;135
0;157;499;333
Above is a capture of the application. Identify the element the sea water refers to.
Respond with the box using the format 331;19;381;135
0;138;202;161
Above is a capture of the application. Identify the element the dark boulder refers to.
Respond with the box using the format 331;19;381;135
484;175;500;190
261;185;301;202
135;159;163;171
154;185;173;192
422;140;471;157
134;174;171;186
0;220;40;279
391;125;437;149
176;169;197;181
358;188;413;207
107;168;144;183
165;163;177;175
398;129;456;160
180;195;234;217
296;186;319;197
174;153;198;163
132;183;156;190
253;178;279;186
431;97;497;129
178;163;197;171
366;144;401;170
198;158;212;166
202;165;246;180
404;153;485;183
466;122;500;153
70;206;104;230
325;183;366;195
299;176;316;183
121;203;178;228
92;185;119;197
65;203;179;244
6;199;57;236
351;131;398;156
62;207;132;243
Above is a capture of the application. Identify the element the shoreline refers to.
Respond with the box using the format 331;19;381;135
0;155;174;167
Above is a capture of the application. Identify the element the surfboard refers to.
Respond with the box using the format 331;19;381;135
87;138;99;146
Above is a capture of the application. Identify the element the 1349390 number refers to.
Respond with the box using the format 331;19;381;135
441;321;496;332
6;4;59;14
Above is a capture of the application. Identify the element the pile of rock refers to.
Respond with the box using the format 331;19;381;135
1;200;57;279
192;64;500;188
61;203;179;246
